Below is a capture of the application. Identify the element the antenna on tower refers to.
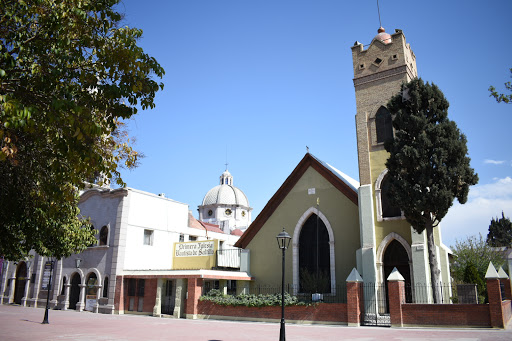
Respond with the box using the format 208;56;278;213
377;0;382;27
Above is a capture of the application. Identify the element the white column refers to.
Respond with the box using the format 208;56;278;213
94;285;102;313
152;278;163;317
7;277;15;304
51;259;62;308
76;284;86;311
63;283;71;310
0;262;9;304
21;269;31;307
32;256;44;307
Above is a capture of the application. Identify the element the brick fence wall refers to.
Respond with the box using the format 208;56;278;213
503;300;512;325
111;273;512;328
198;301;348;324
402;304;491;327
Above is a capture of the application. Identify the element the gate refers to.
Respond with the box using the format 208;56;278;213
161;280;174;315
360;282;390;327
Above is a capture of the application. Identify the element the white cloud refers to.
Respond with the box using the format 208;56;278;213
441;177;512;248
484;159;505;165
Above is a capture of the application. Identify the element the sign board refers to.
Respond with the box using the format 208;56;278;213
173;240;218;270
41;261;53;290
85;295;97;311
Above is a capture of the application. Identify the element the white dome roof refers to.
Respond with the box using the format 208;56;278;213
202;184;249;207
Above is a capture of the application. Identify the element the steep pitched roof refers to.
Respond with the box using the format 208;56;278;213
234;153;359;248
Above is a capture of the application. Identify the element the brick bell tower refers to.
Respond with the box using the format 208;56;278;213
352;27;423;287
352;27;417;186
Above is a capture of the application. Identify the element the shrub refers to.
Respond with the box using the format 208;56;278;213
200;289;306;307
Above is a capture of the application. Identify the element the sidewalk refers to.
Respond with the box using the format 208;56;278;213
0;304;511;341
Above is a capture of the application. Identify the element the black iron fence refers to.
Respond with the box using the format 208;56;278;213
405;283;483;304
201;281;491;306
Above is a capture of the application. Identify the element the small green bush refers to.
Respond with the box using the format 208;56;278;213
200;289;306;307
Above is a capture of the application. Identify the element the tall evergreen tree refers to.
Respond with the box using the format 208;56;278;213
385;78;478;303
487;212;512;247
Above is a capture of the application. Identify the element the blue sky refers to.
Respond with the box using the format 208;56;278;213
116;0;512;248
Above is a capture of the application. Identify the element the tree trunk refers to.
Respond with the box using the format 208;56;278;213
425;220;442;303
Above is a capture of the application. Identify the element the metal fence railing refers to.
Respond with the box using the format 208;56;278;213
201;281;491;305
216;249;241;268
405;283;483;304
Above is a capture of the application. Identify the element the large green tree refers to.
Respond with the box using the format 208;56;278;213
0;0;164;260
451;234;505;285
385;78;478;303
487;212;512;247
489;68;512;104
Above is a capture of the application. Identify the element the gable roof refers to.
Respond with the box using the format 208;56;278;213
234;153;359;248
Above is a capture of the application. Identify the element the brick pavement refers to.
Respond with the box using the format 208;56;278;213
1;304;511;341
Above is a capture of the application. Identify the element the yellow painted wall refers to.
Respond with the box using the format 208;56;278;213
246;167;360;287
172;240;219;270
370;149;412;248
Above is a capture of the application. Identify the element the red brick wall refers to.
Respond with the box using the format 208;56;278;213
142;279;157;313
198;301;347;323
402;304;491;327
488;278;505;328
502;300;512;324
114;276;124;313
121;278;157;314
346;282;362;325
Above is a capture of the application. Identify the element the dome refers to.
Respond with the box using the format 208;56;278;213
202;184;249;207
375;27;391;44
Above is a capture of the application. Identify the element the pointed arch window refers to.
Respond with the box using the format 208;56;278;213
376;170;404;221
298;214;331;293
375;106;393;143
381;175;401;218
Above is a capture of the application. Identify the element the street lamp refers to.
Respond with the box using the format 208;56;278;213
42;258;54;324
276;228;291;341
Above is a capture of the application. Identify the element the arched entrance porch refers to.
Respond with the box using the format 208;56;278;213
14;262;27;305
69;273;81;310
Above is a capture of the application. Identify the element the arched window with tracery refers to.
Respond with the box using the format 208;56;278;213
375;106;393;143
298;214;331;293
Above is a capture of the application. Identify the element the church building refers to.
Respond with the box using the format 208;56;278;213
235;27;452;303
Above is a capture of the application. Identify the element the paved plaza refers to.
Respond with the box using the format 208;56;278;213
1;304;512;341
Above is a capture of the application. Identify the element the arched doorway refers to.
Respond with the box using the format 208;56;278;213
14;262;27;304
85;273;98;311
299;214;331;293
69;273;81;310
383;240;412;303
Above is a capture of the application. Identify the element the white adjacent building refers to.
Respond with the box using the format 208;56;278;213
0;180;250;316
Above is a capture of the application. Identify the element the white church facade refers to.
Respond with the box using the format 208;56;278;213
0;170;251;316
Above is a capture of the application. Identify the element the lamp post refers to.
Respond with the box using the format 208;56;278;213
42;258;54;324
276;228;291;341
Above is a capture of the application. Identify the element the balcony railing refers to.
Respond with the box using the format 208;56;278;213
216;248;241;269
